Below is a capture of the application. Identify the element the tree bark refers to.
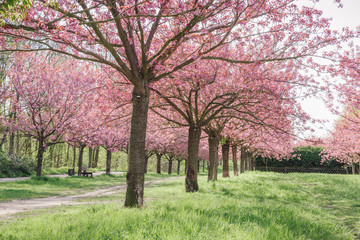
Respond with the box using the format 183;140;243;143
72;146;76;170
208;131;219;181
92;147;99;168
66;144;70;166
244;150;248;172
232;145;239;176
106;149;112;175
168;159;173;175
352;163;356;175
77;146;85;176
88;147;93;168
156;152;162;174
222;139;230;178
240;147;246;173
124;88;149;208
185;125;201;192
8;132;15;158
36;138;45;176
177;159;181;175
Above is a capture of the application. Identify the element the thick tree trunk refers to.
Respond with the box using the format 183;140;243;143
168;159;173;175
77;146;85;176
88;147;93;168
208;132;219;181
222;140;230;178
232;145;238;176
124;89;149;208
186;125;202;192
36;138;45;176
156;152;162;174
106;149;112;175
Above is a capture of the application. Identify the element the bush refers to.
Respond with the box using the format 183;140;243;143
0;150;35;177
257;146;343;168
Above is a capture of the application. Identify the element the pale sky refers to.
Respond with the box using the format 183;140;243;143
296;0;360;138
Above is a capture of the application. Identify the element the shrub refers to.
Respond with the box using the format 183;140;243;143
0;150;35;177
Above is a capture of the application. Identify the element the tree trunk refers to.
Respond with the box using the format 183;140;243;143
252;155;256;171
202;160;205;172
92;147;99;168
248;152;252;171
15;131;20;157
66;144;70;166
185;125;202;192
208;131;219;181
177;160;181;175
222;139;230;178
0;133;7;151
106;149;112;175
156;152;162;174
240;147;245;173
232;145;238;176
36;138;45;177
168;159;173;175
124;88;149;208
88;147;93;168
244;150;248;172
8;132;15;158
352;163;356;175
77;146;85;176
72;146;76;170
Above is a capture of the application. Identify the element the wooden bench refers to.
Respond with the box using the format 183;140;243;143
81;167;93;177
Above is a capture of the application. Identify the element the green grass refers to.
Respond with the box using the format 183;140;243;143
0;173;174;202
0;172;359;239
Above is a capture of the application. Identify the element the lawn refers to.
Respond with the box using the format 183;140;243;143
0;172;359;240
0;173;175;202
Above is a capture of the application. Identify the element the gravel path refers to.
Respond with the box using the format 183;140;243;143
0;176;183;217
0;171;124;183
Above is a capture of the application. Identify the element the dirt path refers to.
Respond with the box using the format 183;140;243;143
0;176;183;217
0;172;124;183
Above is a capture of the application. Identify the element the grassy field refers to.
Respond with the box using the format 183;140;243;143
0;172;359;240
0;173;176;202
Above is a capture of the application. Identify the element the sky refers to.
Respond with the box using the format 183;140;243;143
296;0;360;138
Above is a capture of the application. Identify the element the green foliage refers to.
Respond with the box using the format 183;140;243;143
257;145;343;168
0;0;32;24
1;172;359;239
0;150;35;177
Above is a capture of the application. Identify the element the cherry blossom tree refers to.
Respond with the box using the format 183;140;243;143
0;0;351;206
6;52;96;176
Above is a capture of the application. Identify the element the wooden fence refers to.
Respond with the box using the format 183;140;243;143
256;166;351;174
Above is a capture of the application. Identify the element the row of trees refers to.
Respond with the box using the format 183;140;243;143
0;0;358;207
